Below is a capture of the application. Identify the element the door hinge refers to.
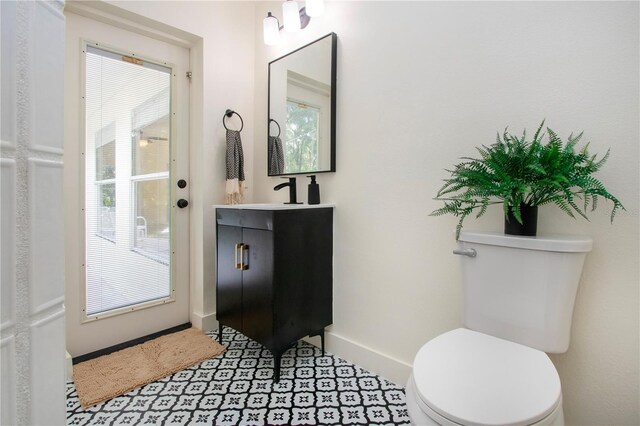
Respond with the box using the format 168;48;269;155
186;71;192;79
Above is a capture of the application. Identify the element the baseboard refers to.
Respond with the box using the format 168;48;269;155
66;351;73;382
71;322;191;364
304;331;412;387
191;311;218;332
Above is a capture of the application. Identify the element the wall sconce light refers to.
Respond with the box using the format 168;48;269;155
283;0;302;32
263;12;280;46
263;0;324;45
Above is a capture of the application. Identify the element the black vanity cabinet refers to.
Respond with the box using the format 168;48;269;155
215;206;333;381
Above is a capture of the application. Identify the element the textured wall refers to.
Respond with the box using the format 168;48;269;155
252;2;639;424
1;0;67;424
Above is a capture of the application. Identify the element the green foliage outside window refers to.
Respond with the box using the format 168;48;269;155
286;101;320;173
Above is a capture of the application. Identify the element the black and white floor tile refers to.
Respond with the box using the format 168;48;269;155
66;328;411;425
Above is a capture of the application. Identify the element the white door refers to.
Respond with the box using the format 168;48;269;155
65;12;190;356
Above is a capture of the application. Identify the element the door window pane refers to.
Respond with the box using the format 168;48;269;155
133;178;170;264
133;105;170;176
85;45;172;316
97;183;116;240
95;123;116;180
96;142;116;180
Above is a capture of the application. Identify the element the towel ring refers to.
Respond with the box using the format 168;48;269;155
269;118;281;138
223;109;244;132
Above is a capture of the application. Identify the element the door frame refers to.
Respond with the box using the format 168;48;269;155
79;39;181;322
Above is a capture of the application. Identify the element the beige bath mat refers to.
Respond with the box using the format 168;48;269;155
72;327;225;408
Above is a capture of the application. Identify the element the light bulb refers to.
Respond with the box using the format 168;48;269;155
306;0;324;17
263;12;280;45
282;0;301;33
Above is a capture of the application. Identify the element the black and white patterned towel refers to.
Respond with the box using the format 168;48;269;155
268;136;285;175
225;129;245;204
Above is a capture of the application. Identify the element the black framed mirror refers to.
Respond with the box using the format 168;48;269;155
268;33;337;176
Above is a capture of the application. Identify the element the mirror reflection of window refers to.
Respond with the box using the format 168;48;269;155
286;100;320;173
284;70;330;174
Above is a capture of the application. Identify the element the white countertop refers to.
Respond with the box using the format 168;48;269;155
214;203;335;210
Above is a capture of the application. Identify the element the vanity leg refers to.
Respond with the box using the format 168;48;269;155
274;351;282;383
218;324;223;344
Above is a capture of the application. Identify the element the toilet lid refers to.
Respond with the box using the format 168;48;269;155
412;328;561;426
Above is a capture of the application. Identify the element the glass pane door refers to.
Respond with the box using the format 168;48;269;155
85;45;172;317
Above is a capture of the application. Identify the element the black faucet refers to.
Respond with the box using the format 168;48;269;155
274;177;302;204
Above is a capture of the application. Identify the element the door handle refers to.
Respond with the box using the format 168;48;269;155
177;199;189;208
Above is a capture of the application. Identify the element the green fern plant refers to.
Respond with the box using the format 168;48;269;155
431;121;624;238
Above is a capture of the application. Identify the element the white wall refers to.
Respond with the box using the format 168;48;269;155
1;0;67;424
253;2;639;424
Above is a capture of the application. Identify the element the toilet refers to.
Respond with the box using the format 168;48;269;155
406;231;592;425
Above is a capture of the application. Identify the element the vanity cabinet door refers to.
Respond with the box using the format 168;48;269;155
241;228;274;347
216;225;243;333
216;223;274;349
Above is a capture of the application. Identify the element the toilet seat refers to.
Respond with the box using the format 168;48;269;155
412;328;562;426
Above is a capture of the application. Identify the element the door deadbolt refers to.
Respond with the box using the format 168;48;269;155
177;179;187;189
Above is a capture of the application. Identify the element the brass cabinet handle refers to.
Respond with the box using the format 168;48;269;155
234;243;250;270
235;243;243;270
240;244;249;270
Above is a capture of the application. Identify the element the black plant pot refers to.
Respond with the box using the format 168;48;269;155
504;203;538;236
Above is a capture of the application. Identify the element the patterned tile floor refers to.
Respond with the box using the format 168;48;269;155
66;328;411;425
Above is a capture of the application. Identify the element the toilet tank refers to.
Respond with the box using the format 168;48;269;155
457;231;592;353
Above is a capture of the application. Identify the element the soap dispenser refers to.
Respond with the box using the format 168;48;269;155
307;175;320;205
